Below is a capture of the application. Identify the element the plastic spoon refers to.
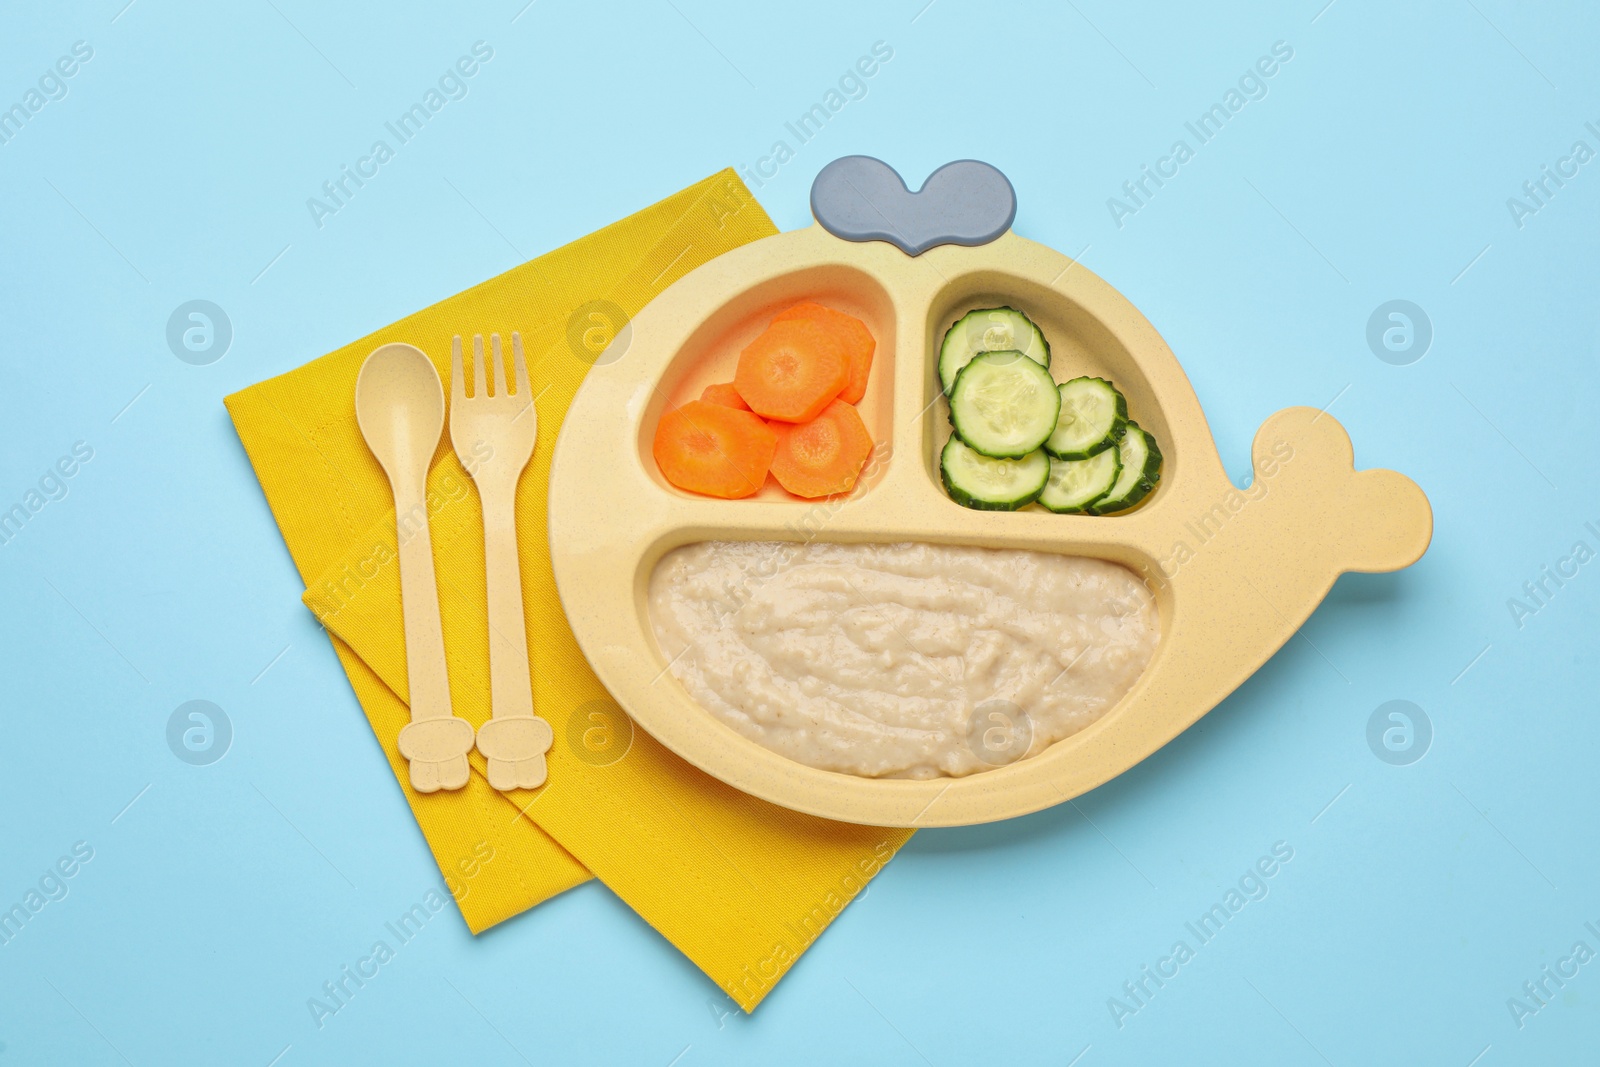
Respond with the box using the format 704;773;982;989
354;343;475;793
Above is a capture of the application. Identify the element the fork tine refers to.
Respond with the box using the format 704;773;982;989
472;334;487;399
490;333;508;397
450;335;465;406
512;332;529;397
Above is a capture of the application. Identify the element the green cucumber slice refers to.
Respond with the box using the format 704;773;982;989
1087;422;1162;514
940;436;1050;510
1038;448;1122;513
1045;377;1127;460
938;307;1050;394
948;350;1061;459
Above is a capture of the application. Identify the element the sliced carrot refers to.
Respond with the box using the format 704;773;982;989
768;400;874;499
700;382;751;411
773;302;876;405
734;318;848;423
653;400;776;499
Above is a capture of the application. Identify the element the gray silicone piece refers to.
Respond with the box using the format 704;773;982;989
809;156;1017;257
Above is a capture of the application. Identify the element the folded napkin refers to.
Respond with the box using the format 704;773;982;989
226;170;912;1010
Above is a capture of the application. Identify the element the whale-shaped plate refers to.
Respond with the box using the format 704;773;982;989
548;166;1431;828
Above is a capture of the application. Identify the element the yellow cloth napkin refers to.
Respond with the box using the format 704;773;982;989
225;170;912;1011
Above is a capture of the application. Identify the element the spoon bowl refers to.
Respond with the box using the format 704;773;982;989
355;343;447;485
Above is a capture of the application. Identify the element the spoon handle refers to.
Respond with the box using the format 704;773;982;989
391;478;474;793
395;482;452;720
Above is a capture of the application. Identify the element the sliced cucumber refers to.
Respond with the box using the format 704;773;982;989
938;307;1050;394
948;351;1061;459
1038;448;1122;513
940;436;1049;511
1046;377;1127;460
1087;422;1162;514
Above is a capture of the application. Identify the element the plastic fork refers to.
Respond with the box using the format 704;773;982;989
450;333;554;791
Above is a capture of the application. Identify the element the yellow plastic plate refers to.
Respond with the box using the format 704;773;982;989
548;222;1431;827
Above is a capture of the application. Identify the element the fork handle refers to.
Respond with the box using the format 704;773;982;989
481;486;535;720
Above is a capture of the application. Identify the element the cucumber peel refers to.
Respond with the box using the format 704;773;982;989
1086;423;1162;514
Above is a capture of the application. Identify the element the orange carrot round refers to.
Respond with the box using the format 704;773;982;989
773;302;876;405
700;382;751;411
734;318;848;423
653;400;776;499
768;400;874;498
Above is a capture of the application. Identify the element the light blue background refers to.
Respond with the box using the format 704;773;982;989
2;0;1596;1063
